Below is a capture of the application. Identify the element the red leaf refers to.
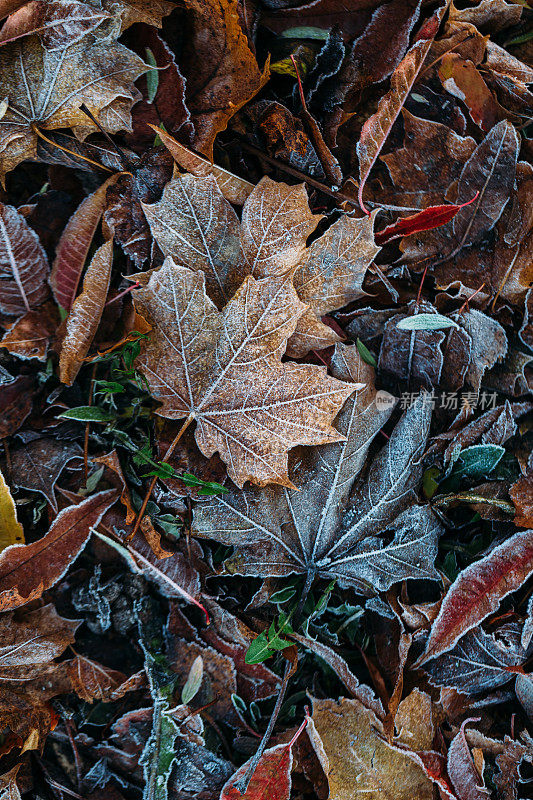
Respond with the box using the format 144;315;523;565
0;489;118;610
220;717;308;799
375;193;479;245
49;175;117;311
419;529;533;663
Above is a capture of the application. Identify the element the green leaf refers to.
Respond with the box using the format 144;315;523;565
144;47;159;103
423;465;440;499
451;444;505;481
396;313;458;331
281;26;329;40
58;406;116;422
356;338;377;367
181;655;203;704
245;631;271;664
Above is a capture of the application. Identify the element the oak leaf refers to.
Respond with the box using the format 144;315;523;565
419;528;533;663
0;32;148;180
0;202;49;315
133;258;355;487
194;345;442;590
0;488;117;610
59;239;113;385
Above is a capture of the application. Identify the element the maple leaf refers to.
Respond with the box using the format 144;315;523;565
0;201;49;315
0;1;110;50
143;174;379;356
193;345;442;590
0;31;148;179
133;258;355;487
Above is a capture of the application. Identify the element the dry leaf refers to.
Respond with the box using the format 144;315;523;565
0;1;109;50
0;488;117;610
50;174;118;311
310;693;434;800
510;472;533;528
59;239;114;385
8;438;81;512
180;0;270;157
143;175;379;355
150;124;254;205
0;202;49;315
0;32;148;180
0;466;24;552
420;529;533;663
194;346;442;590
356;4;447;212
66;654;128;702
133;258;355;488
448;719;490;800
0;300;59;360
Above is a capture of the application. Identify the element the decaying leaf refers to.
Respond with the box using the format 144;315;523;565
0;300;59;360
59;239;113;385
310;691;435;799
420;529;533;663
0;202;49;315
133;258;355;488
8;438;81;512
0;1;110;50
194;345;442;591
447;719;490;800
0;488;117;610
66;654;130;702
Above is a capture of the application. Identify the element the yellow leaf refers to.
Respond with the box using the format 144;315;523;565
0;467;24;552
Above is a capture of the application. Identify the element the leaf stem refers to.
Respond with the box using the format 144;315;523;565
31;124;113;173
127;414;194;541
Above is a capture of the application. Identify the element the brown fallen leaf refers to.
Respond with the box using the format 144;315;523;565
0;1;109;50
356;3;448;213
0;466;24;552
50;174;118;311
180;0;269;157
93;449;135;524
0;202;49;315
438;53;503;132
101;0;175;31
143;175;379;355
66;654;129;702
0;766;22;800
0;0;28;21
133;258;355;488
419;529;533;663
8;438;82;512
0;604;80;678
0;300;59;361
310;692;435;800
510;472;533;528
0;31;148;180
59;239;114;385
0;374;33;439
150;124;254;205
448;719;490;800
0;488;117;610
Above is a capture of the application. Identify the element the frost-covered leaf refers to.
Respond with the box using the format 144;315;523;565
0;32;148;179
8;438;81;512
420;529;533;663
447;720;490;800
194;346;441;592
0;202;49;315
0;1;109;50
133;258;355;488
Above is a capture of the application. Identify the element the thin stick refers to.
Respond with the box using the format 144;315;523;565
83;363;97;484
31;124;113;173
127;414;194;540
236;567;316;793
79;103;135;171
236;140;422;212
459;282;486;314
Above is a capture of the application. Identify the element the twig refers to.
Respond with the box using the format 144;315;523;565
83;363;97;484
31;124;113;173
236;567;316;793
127;414;194;540
79;103;135;171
